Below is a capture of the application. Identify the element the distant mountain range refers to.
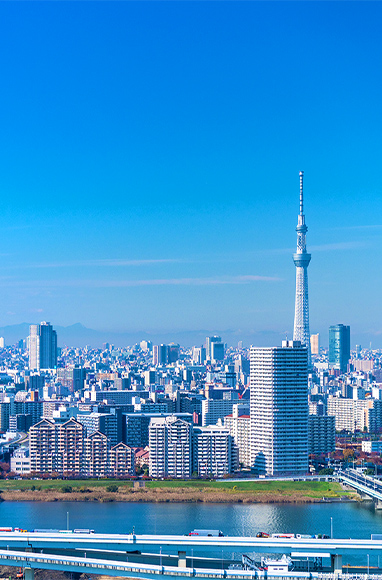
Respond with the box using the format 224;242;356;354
0;322;287;349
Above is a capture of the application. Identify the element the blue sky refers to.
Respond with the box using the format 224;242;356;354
0;1;381;347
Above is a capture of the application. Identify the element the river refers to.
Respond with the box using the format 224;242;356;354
0;501;381;566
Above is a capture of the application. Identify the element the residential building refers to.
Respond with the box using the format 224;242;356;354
194;425;237;477
10;447;30;475
327;397;382;433
201;398;237;427
250;341;309;476
83;431;110;477
149;416;192;479
29;419;57;473
109;442;135;477
224;405;251;467
362;440;382;453
123;412;192;448
57;419;84;475
308;415;335;455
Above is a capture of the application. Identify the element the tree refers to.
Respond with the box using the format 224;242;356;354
343;449;355;461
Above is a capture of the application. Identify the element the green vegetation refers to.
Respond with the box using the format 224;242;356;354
0;478;352;500
106;484;119;493
0;479;126;491
144;479;347;497
61;486;73;493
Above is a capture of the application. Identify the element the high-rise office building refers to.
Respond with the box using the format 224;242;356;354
29;322;57;371
250;340;309;476
206;336;221;360
153;344;168;365
192;346;206;364
167;343;180;363
293;171;311;365
211;341;224;363
329;324;350;374
310;333;320;355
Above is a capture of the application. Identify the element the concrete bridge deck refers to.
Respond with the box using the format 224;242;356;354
1;532;382;556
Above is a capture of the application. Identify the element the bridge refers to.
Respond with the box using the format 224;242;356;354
0;532;382;578
336;469;382;507
0;547;371;580
2;531;382;555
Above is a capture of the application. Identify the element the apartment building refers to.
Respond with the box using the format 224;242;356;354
224;405;251;467
250;341;309;475
83;431;110;477
29;418;57;473
308;415;335;455
57;418;84;475
149;416;192;479
201;398;237;427
327;396;382;433
29;418;133;477
109;442;135;477
194;425;237;478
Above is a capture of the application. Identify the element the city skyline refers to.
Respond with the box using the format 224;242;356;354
0;3;381;345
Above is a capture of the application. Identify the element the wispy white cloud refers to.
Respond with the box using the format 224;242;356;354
0;274;282;288
309;241;367;252
231;241;367;258
25;258;181;269
94;275;283;287
331;225;382;231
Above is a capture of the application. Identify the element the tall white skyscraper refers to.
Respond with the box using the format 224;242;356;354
250;340;309;476
29;322;57;371
293;171;311;365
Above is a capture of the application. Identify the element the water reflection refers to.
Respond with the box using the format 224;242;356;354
0;501;380;565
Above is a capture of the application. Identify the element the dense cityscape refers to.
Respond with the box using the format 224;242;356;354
2;1;382;578
0;177;381;484
0;174;379;484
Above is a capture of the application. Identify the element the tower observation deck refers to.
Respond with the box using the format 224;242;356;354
293;171;311;365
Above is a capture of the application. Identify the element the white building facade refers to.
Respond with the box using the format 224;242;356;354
149;416;192;479
250;341;309;476
224;405;251;467
194;425;237;478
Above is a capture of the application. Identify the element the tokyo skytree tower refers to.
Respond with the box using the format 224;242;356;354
293;171;311;364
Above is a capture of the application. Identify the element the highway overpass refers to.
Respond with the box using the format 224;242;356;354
0;547;373;580
0;531;381;556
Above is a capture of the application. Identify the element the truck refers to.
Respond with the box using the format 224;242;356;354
189;529;224;537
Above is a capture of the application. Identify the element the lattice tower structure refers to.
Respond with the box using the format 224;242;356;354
293;171;311;365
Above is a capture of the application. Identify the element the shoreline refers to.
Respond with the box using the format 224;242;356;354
0;488;358;504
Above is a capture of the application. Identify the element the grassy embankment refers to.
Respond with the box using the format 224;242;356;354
0;478;356;503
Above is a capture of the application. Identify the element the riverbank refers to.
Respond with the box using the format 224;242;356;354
0;480;357;503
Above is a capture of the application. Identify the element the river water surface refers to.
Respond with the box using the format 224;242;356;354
0;501;381;567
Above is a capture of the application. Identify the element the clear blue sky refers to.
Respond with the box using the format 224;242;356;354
0;1;381;347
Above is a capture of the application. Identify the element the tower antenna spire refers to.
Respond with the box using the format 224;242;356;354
299;171;304;216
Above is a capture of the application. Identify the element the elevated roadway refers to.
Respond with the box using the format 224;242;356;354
0;547;330;580
336;469;382;506
1;532;382;557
